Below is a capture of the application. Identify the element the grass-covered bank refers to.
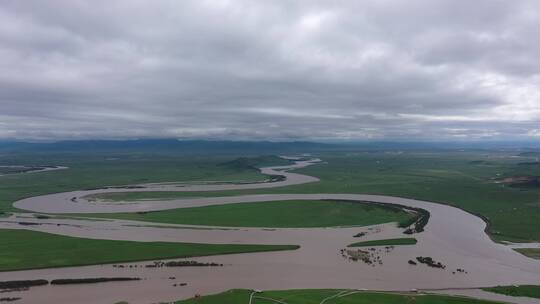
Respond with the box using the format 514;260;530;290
0;229;298;271
75;151;540;242
176;289;503;304
286;152;540;243
3;150;540;242
84;190;240;202
79;200;416;228
483;285;540;299
348;238;417;247
0;153;273;213
515;248;540;259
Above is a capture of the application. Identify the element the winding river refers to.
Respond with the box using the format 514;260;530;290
1;158;539;304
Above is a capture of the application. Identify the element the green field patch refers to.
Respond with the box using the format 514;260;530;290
515;248;540;259
348;238;417;247
282;152;540;242
218;155;293;170
83;190;239;202
483;285;540;299
3;151;540;242
176;289;503;304
0;229;298;271
82;200;416;228
88;152;537;242
0;153;270;213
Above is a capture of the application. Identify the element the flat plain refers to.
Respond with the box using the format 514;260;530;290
59;151;540;242
1;149;540;304
0;229;297;271
176;289;505;304
81;199;415;228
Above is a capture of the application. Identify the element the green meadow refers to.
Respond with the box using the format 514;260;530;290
0;229;298;271
176;289;503;304
483;285;540;299
82;200;415;228
80;152;540;242
2;151;540;242
0;153;270;213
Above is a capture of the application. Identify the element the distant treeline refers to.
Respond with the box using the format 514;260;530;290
0;139;332;154
0;277;140;289
0;280;48;290
50;277;140;285
218;155;292;170
1;139;538;154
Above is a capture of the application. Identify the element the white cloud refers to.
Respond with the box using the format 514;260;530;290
0;0;539;141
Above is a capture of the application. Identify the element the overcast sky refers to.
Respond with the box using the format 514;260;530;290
1;0;539;141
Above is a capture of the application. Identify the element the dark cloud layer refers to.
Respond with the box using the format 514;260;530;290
0;0;539;140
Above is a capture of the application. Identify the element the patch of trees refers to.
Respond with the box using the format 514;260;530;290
0;280;48;290
1;278;141;290
415;256;445;269
402;209;430;235
164;260;222;267
17;222;40;226
145;260;222;268
267;174;286;182
50;277;140;285
0;297;21;302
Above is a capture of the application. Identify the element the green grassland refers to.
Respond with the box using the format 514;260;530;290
84;190;240;202
483;285;540;299
0;153;278;212
348;238;417;247
82;151;540;242
80;200;415;228
514;248;540;259
176;289;503;304
285;152;540;242
2;149;539;273
218;155;293;169
2;151;540;242
0;229;298;271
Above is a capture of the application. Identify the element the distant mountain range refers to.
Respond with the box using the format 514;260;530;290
0;139;539;154
0;139;333;154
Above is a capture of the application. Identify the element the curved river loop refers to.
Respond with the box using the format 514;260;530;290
1;157;539;304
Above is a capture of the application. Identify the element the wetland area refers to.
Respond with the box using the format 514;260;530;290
1;152;539;303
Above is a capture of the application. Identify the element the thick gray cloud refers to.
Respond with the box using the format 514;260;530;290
0;0;539;141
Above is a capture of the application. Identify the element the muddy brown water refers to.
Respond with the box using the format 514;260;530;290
1;158;539;304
